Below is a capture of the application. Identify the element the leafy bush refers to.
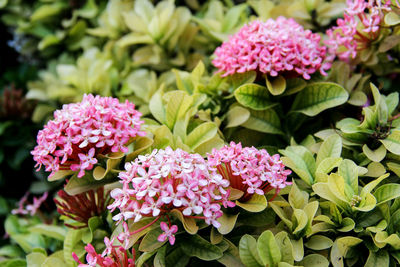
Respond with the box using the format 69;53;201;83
3;0;400;267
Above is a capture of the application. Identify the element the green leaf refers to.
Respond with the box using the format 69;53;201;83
362;144;386;162
186;122;218;150
63;229;84;267
380;130;400;155
136;251;157;267
64;172;117;195
365;250;389;267
385;12;400;26
338;159;359;195
225;106;250;128
31;3;66;21
316;134;342;167
239;235;263;267
139;227;166;252
217;213;239;235
165;246;190;267
301;254;329;267
291;238;304;262
230;71;257;89
289;182;309;209
266;75;286;96
26;252;46;267
374;183;400;205
284;78;307;96
234;84;275;110
305;235;333;250
242;109;283;135
170;209;198;234
275;232;294;265
154;246;167;267
236;194;267;212
149;88;166;124
29;224;67;241
181;235;223;261
280;146;316;185
257;230;281;266
291;82;348;116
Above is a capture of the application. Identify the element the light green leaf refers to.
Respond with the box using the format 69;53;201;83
236;194;267;212
64;172;117;195
186;122;218;150
242;108;283;135
385;12;400;26
280;146;315;185
257;230;281;266
149;88;166;124
380;130;400;155
239;235;263;267
305;235;333;250
29;224;67;241
374;183;400;205
275;232;294;264
234;84;275;110
292;209;308;236
301;254;329;267
291;82;348;116
217;213;239;235
375;231;400;250
316;157;342;176
26;252;46;267
289;182;309;209
366;162;386;178
291;238;304;262
316;134;342;166
362;144;386;162
266;75;286;96
338;159;358;194
225;106;250;128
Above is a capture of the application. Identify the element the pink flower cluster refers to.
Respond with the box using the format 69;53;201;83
73;236;135;267
108;147;233;238
12;192;48;216
31;94;144;178
212;17;330;79
207;142;291;202
325;0;392;61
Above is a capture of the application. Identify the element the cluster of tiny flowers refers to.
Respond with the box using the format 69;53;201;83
12;192;48;216
73;236;135;267
31;94;144;178
207;142;291;202
108;147;233;237
212;17;330;79
325;0;392;61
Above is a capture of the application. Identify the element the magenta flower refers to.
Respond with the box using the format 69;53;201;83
31;94;144;178
158;222;178;245
212;17;330;79
108;147;233;242
73;240;135;267
207;142;291;202
325;0;392;61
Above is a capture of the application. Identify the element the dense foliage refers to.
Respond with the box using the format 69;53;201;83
2;0;400;267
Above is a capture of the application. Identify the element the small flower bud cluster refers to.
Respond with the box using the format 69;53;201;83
325;0;392;61
31;94;144;178
207;142;291;201
212;17;330;79
108;147;233;230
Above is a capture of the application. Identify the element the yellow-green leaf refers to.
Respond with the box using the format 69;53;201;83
234;84;275;110
236;194;267;212
266;75;286;96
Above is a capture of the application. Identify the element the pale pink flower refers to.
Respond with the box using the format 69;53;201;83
157;222;178;245
108;147;233;243
207;142;291;202
31;94;144;178
212;17;330;79
12;192;48;216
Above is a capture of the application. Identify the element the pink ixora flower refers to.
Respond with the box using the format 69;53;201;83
73;238;135;267
31;94;144;178
207;142;292;202
108;147;233;244
325;0;392;62
158;222;178;245
12;192;48;216
212;17;330;79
